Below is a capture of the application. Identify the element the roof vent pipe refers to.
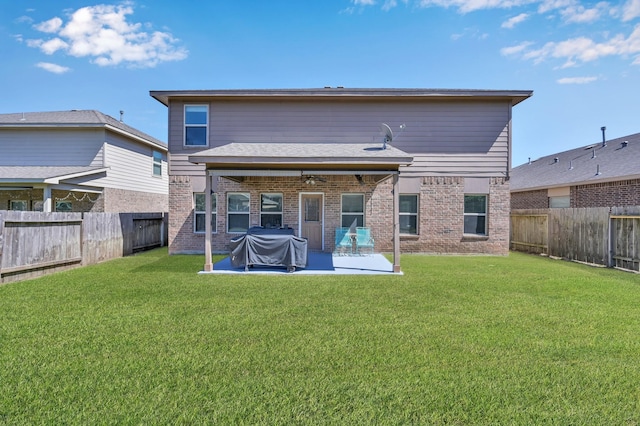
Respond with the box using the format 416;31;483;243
622;141;628;148
591;149;596;159
528;157;531;165
601;126;606;147
119;110;124;122
554;157;559;163
569;160;573;170
596;164;601;176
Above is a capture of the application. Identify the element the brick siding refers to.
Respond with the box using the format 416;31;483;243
572;178;640;207
511;179;640;209
510;189;548;209
169;174;511;256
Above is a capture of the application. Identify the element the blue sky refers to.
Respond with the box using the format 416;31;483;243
2;0;639;166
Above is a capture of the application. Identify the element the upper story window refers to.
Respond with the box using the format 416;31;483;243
184;105;208;146
152;151;163;176
400;194;419;235
464;194;488;235
341;193;365;228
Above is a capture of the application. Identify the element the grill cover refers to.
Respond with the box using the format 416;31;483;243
230;228;308;271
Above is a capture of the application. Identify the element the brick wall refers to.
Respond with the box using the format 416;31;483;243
510;189;548;209
1;187;166;213
572;178;640;207
169;174;511;256
102;188;168;213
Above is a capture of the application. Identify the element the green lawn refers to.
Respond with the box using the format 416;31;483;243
1;249;639;425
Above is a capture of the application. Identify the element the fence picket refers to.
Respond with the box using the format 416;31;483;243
511;207;640;272
0;211;166;284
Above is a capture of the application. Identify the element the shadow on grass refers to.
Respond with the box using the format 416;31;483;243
128;248;226;274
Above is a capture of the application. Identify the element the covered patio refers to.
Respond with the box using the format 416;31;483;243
204;252;401;275
189;142;413;274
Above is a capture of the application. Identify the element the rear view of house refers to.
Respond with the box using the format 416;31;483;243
151;88;532;270
0;110;168;213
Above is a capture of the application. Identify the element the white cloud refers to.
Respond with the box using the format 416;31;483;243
504;24;640;66
557;76;598;83
27;3;187;68
36;62;71;74
383;0;398;10
500;41;534;55
353;0;377;4
502;13;529;28
623;0;640;21
35;17;63;33
560;2;607;23
15;15;34;24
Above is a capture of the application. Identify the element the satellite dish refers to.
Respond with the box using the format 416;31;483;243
380;123;393;143
380;123;393;149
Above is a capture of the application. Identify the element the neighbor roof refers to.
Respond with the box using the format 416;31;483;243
0;166;108;184
510;132;640;192
150;87;533;106
0;110;166;151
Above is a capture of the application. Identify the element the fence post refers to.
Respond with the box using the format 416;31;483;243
607;210;613;268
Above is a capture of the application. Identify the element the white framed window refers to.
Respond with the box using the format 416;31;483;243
152;151;163;176
341;193;364;228
400;194;419;235
194;193;217;233
184;105;208;146
9;200;28;211
260;193;283;228
464;194;488;235
55;201;72;212
228;192;250;233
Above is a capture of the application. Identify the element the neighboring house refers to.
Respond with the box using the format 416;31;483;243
150;88;532;271
511;131;640;209
0;110;168;213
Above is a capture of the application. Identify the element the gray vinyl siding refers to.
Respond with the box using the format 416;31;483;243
166;99;512;177
68;131;168;194
0;128;105;167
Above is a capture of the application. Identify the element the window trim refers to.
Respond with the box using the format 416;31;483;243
463;194;488;236
260;193;283;228
341;193;365;228
399;194;419;235
184;104;209;147
193;193;217;234
152;150;163;177
227;192;250;233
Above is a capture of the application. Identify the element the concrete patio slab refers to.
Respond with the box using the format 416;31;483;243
200;252;402;275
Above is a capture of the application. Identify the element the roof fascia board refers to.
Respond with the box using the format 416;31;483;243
150;89;533;107
43;167;109;184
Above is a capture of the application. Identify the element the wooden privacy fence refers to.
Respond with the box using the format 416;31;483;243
511;206;640;272
0;211;167;284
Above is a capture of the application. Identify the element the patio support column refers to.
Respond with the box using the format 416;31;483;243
42;185;52;212
204;171;213;272
392;173;401;273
